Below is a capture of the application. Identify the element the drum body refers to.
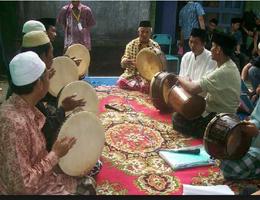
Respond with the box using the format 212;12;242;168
49;56;78;97
150;71;177;112
204;113;252;160
58;80;99;116
58;111;105;176
136;47;166;81
168;86;206;120
65;44;90;79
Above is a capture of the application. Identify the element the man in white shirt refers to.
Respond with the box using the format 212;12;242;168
179;28;217;82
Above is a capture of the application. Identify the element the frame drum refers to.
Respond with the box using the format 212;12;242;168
49;56;78;97
58;111;105;176
136;47;166;81
65;44;90;79
58;80;99;115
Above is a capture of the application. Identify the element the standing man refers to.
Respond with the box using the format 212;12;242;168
179;1;205;54
57;0;96;51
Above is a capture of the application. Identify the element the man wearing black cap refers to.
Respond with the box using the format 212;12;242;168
179;28;217;85
38;18;57;42
117;20;160;94
172;32;241;138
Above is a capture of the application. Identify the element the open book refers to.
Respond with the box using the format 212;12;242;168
159;145;215;170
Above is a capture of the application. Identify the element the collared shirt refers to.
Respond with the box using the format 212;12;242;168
120;37;160;79
179;2;205;39
179;48;217;81
200;59;241;114
0;94;77;194
57;3;96;50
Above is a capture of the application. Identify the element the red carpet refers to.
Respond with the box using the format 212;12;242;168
94;86;260;195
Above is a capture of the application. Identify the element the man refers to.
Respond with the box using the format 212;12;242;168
179;1;205;54
117;20;160;94
205;18;219;50
172;32;241;138
0;51;95;194
179;28;217;84
230;17;248;72
220;96;260;180
38;18;57;42
57;0;96;51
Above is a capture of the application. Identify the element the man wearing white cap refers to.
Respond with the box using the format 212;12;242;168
0;51;96;194
22;20;46;34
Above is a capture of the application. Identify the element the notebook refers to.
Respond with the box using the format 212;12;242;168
159;145;215;170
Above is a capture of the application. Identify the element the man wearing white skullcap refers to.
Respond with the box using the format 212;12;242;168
22;20;46;34
0;51;80;194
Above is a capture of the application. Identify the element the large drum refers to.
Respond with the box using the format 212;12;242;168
204;113;252;160
58;80;99;116
150;71;177;112
168;85;206;120
64;44;90;79
136;47;166;81
58;111;105;176
49;56;78;97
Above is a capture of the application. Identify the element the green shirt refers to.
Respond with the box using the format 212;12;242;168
200;59;241;114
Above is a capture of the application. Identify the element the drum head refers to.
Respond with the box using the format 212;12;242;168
65;44;90;78
58;111;105;176
136;47;164;81
49;56;78;97
58;81;99;115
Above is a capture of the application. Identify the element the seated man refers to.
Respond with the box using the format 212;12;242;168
117;20;160;94
220;97;260;180
0;51;95;194
172;32;241;138
38;18;57;42
179;28;217;84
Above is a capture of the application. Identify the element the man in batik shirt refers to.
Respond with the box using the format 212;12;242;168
0;52;95;195
57;0;96;51
117;20;160;94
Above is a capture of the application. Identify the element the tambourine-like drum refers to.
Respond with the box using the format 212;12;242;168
49;56;78;97
204;113;252;160
65;43;90;79
58;111;105;176
136;47;166;81
150;71;177;112
168;85;206;120
58;80;99;115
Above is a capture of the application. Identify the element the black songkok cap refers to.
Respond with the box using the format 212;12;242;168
190;28;207;42
38;18;56;30
139;20;151;27
212;32;236;56
231;17;241;24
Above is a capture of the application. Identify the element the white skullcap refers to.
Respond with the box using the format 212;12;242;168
22;30;50;48
22;20;46;33
9;51;46;86
258;42;260;50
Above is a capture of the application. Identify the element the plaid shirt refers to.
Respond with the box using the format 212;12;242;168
120;37;160;79
220;147;260;180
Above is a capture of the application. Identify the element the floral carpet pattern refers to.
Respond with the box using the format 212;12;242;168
94;86;260;195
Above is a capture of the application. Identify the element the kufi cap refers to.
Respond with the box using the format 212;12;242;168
212;32;236;56
190;28;207;41
231;18;241;24
38;18;56;29
22;20;46;33
139;20;151;27
258;42;260;50
9;51;46;86
22;30;50;48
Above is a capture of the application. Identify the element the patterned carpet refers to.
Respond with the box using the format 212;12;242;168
93;86;260;195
